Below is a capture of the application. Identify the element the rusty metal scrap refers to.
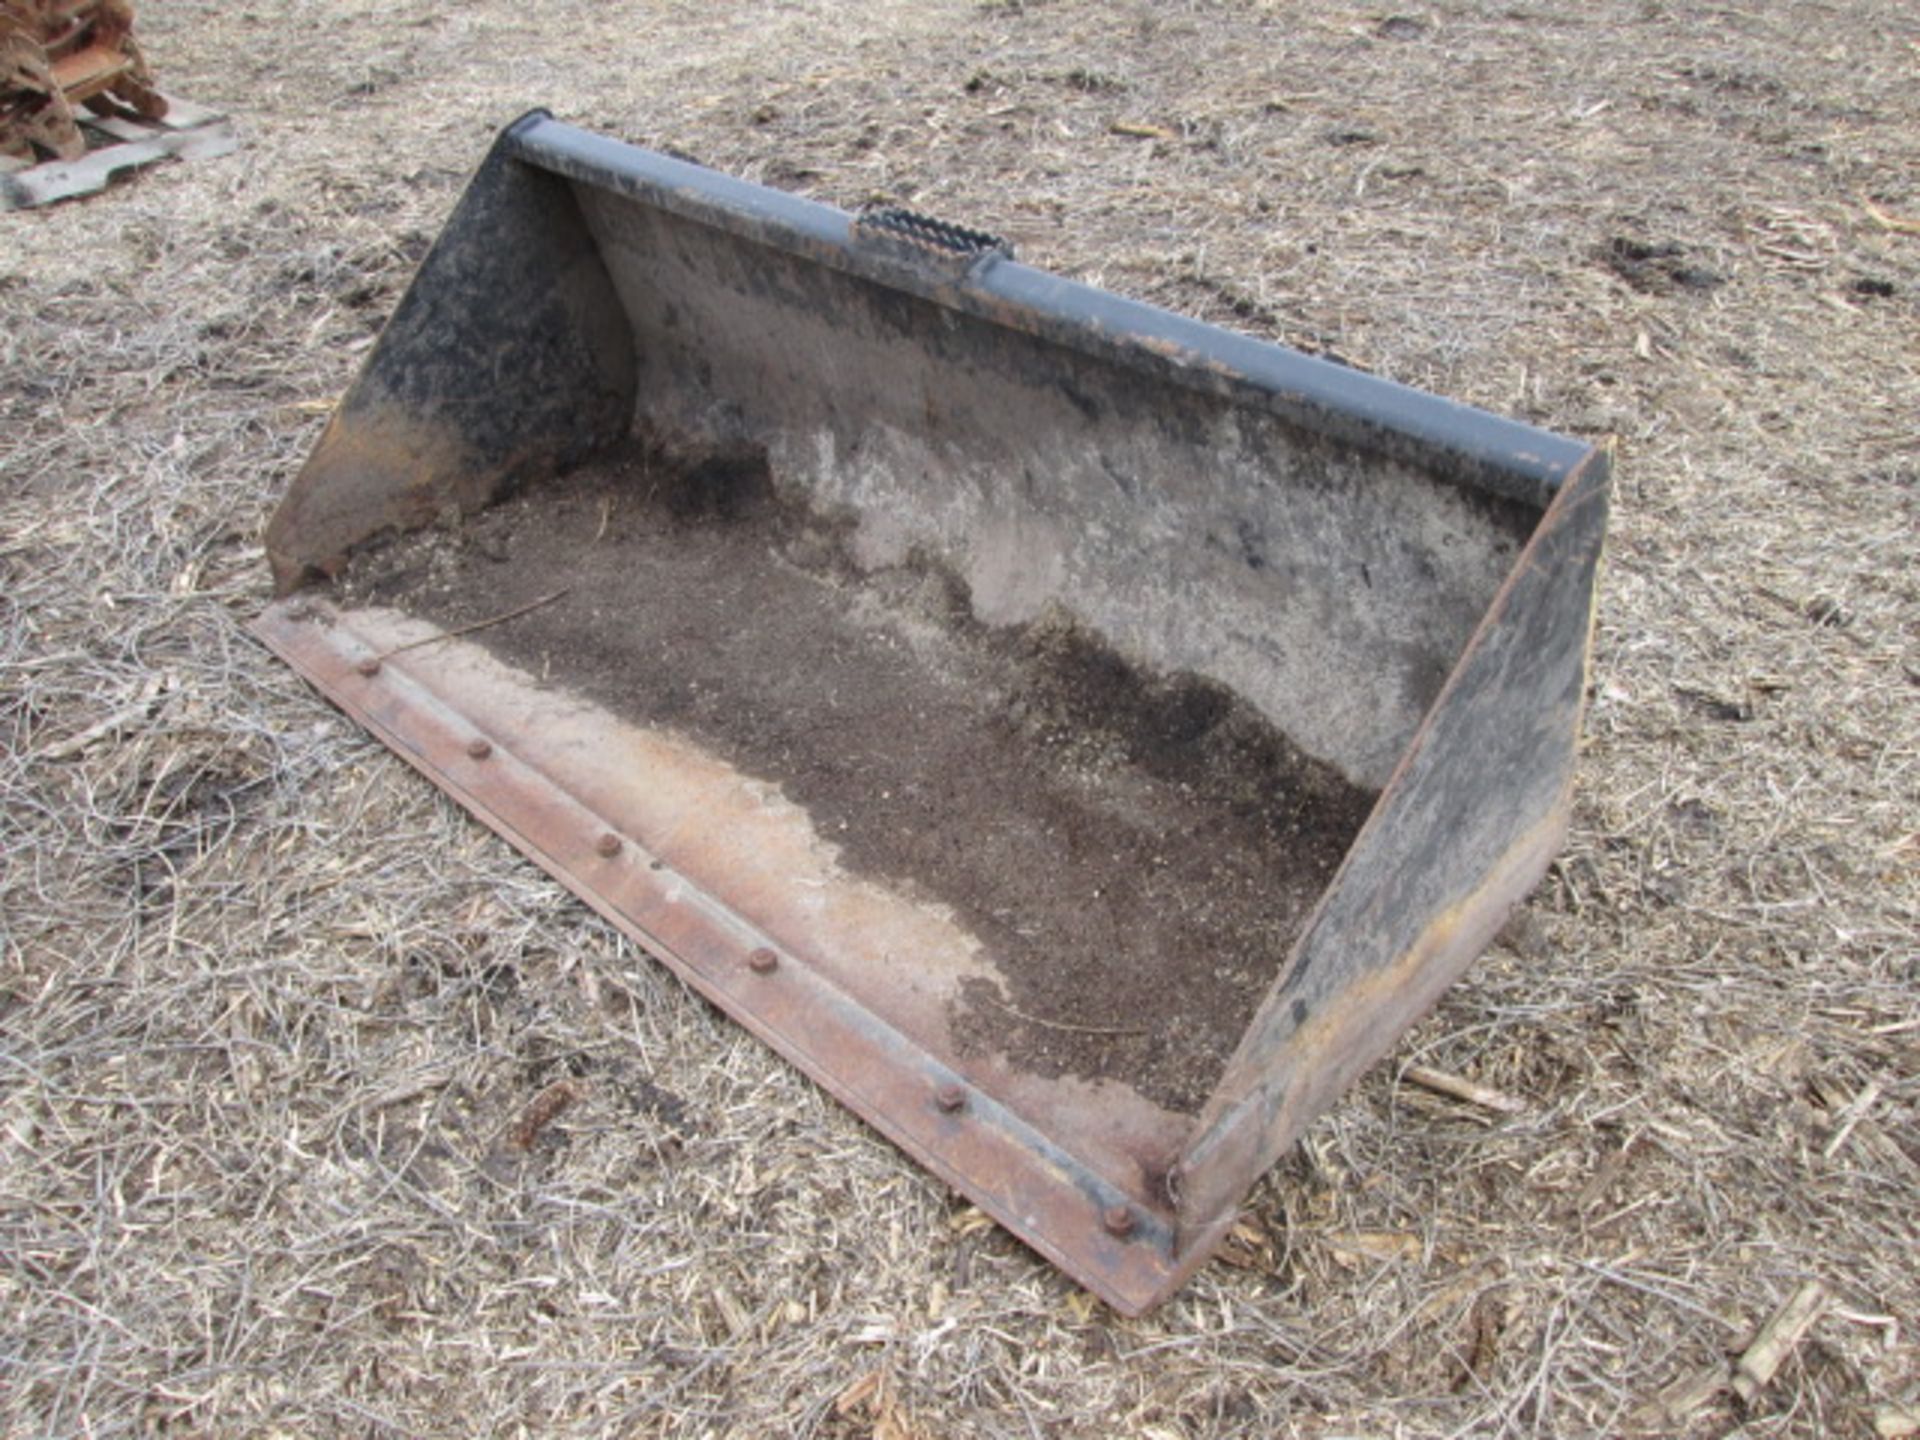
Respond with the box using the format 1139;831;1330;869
1;0;165;163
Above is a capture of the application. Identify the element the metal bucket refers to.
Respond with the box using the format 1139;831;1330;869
255;112;1609;1313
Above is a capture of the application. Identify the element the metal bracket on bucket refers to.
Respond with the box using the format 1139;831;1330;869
255;113;1609;1314
853;204;1013;278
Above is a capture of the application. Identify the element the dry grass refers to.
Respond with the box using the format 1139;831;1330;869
3;0;1916;1435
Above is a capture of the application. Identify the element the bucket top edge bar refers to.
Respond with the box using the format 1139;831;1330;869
503;116;1593;507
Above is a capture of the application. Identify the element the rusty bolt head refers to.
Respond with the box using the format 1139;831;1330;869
357;657;381;677
747;947;779;974
467;737;493;760
595;832;622;858
934;1082;966;1114
1102;1204;1136;1239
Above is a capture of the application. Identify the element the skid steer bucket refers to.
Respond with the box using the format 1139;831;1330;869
255;112;1609;1314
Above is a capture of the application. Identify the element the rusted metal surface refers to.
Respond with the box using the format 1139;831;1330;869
255;115;1612;1312
1;0;163;163
253;598;1196;1313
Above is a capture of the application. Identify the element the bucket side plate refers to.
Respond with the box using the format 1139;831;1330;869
1175;448;1612;1232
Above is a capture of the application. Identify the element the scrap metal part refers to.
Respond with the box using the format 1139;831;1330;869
1;0;165;163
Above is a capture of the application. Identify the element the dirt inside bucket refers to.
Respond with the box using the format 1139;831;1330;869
332;445;1376;1114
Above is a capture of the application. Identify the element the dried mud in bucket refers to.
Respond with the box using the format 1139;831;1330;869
335;445;1376;1114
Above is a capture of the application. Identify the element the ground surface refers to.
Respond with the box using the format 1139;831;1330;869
2;2;1916;1436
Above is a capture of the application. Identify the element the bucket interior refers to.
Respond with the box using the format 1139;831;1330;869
337;447;1375;1118
315;174;1538;1122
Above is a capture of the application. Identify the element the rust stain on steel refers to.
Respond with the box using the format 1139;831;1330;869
342;605;1190;1195
265;402;488;593
252;598;1196;1314
266;400;582;596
